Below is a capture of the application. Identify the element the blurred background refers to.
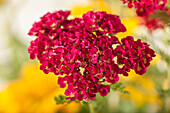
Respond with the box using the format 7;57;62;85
0;0;170;113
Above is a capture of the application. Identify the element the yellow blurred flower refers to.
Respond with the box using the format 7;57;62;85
0;0;4;4
151;53;161;64
0;62;81;113
162;77;169;91
71;0;111;18
116;17;139;39
120;70;161;107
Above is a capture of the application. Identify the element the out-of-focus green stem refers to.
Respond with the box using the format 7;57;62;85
89;102;95;113
168;0;170;4
167;64;170;90
165;4;170;9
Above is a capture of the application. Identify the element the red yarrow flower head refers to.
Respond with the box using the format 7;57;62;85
28;10;156;102
139;8;170;32
121;0;167;17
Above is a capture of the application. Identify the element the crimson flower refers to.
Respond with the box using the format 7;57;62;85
121;0;167;16
140;8;170;32
28;10;155;102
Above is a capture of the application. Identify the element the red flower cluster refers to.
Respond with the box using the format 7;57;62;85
140;8;170;32
140;16;165;32
28;10;155;102
121;0;167;16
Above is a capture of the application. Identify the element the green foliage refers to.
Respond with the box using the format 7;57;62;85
55;95;79;104
111;82;129;95
55;95;70;104
150;10;170;28
79;67;85;75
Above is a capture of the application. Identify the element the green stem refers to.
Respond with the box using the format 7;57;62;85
165;4;170;9
168;64;170;86
89;102;95;113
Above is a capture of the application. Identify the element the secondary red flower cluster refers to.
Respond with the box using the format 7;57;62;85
121;0;167;16
28;10;155;102
140;8;170;32
140;16;165;32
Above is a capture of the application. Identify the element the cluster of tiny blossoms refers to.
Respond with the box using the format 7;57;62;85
140;8;170;32
28;10;155;102
121;0;167;16
141;16;165;32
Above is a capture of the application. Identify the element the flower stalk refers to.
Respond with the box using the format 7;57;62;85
89;102;95;113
